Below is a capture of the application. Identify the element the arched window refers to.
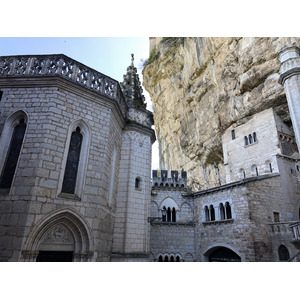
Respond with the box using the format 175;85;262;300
244;136;249;146
278;245;290;261
239;168;246;179
251;164;258;177
225;202;232;219
204;206;209;221
0;117;27;190
62;127;83;194
249;134;253;144
158;255;163;262
167;207;171;222
253;132;257;142
172;207;176;222
209;205;215;221
164;256;169;262
162;206;167;222
231;129;235;140
135;177;141;189
160;198;178;223
59;120;90;199
219;203;225;220
170;255;175;262
176;255;180;262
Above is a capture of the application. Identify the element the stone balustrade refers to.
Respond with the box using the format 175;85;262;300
0;54;127;116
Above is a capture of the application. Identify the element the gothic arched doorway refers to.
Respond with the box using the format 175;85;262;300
208;247;241;262
21;209;93;262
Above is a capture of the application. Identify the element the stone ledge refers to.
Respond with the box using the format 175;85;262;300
202;219;234;225
150;221;195;227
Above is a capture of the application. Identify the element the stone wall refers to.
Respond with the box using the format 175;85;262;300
0;80;123;261
222;108;292;183
194;174;299;261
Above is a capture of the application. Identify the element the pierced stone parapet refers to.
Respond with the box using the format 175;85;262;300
152;170;187;189
0;54;127;116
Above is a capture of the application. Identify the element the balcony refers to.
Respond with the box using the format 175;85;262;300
289;221;300;250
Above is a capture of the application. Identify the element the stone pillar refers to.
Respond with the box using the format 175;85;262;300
278;45;300;150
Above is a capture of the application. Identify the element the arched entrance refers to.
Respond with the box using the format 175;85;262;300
36;224;75;262
21;209;93;262
207;247;241;262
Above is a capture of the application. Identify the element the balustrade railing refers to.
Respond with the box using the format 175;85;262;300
0;54;127;116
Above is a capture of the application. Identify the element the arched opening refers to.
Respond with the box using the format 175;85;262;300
167;207;171;222
219;203;225;220
158;255;163;262
244;136;249;146
225;202;232;219
62;127;83;194
176;255;180;262
249;134;253;144
204;206;209;222
209;205;215;221
22;209;92;262
253;132;257;142
208;247;241;262
0;118;27;190
231;129;235;140
278;245;290;261
170;255;174;262
135;177;141;189
172;207;176;222
164;256;169;262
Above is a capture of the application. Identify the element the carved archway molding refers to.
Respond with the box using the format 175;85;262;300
21;208;94;262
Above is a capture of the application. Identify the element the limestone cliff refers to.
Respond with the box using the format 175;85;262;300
142;37;300;190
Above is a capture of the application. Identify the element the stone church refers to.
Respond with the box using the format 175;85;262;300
0;44;300;262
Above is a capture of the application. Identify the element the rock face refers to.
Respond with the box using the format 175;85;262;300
142;37;300;190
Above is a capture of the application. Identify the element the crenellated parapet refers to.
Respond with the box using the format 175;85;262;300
0;54;128;117
152;170;188;190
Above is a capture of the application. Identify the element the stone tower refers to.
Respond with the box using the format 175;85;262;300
111;55;156;261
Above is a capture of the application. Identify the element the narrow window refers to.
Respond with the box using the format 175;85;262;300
158;255;163;262
231;129;235;140
256;167;259;176
204;206;209;221
253;132;257;142
167;207;171;222
0;90;3;102
176;255;180;262
61;127;83;194
170;256;174;262
273;212;280;223
172;207;176;222
249;134;253;144
269;163;272;173
209;205;215;221
162;206;167;222
297;165;300;172
225;202;232;219
220;203;225;220
135;177;141;189
244;136;248;146
164;256;169;262
0;118;26;189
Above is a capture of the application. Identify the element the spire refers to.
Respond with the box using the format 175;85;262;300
120;54;146;109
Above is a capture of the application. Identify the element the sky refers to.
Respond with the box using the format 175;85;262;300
0;37;160;169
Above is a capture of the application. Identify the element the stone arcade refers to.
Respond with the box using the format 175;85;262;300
0;45;300;262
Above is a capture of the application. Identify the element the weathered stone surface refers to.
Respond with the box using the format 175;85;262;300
143;37;300;190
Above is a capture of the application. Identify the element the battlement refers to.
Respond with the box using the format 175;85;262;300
152;170;187;189
0;54;127;117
